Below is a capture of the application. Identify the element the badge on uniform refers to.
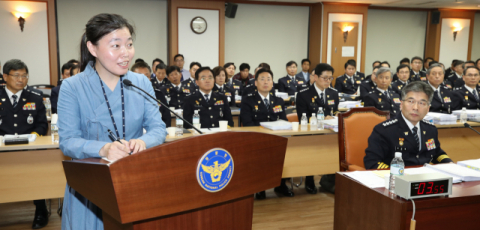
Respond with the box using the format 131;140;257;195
167;88;170;93
234;86;240;89
312;98;315;103
328;100;335;105
196;100;200;105
426;138;436;150
399;138;404;146
254;105;258;111
220;110;223;117
398;85;402;90
297;81;304;84
27;114;34;124
183;89;190;94
404;132;408;136
23;102;36;110
378;98;382;103
393;98;401;103
356;81;361;84
187;83;190;87
465;96;469;100
420;77;426;81
444;97;451;103
273;105;282;113
287;80;291;84
215;100;224;105
225;92;232;97
446;84;452;89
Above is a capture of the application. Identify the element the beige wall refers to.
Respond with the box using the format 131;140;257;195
56;0;168;71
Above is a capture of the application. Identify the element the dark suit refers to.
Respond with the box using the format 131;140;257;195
278;75;308;96
182;91;233;129
359;80;376;101
227;78;243;96
453;85;480;110
391;80;409;95
429;85;459;114
240;92;286;126
159;83;194;109
355;71;365;81
445;72;461;88
0;88;48;136
410;70;427;82
213;84;236;106
364;114;452;169
296;72;311;86
51;85;60;114
154;89;171;127
151;77;169;90
296;85;339;121
334;74;362;94
363;89;401;115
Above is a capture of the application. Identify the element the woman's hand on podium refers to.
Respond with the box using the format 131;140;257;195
128;139;146;154
100;140;130;161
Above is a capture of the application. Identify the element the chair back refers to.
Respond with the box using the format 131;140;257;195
338;107;390;171
286;113;298;122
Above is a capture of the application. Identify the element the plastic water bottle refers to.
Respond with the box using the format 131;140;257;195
50;114;59;143
317;108;324;130
176;110;184;136
460;107;468;123
193;110;201;130
310;113;317;130
44;98;52;119
301;113;308;130
389;152;405;193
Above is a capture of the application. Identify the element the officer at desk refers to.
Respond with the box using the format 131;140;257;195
159;66;194;109
363;67;401;115
364;81;453;169
239;68;289;199
452;66;480;110
0;59;48;229
427;63;459;114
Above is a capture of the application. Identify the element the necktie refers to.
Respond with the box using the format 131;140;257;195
412;127;419;150
264;98;269;110
219;87;223;92
12;95;18;108
474;90;479;101
176;86;180;92
319;92;325;106
434;90;442;102
205;94;209;102
386;91;390;99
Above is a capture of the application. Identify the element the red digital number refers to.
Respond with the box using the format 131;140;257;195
426;182;434;194
440;185;444;193
434;185;438;193
418;182;425;194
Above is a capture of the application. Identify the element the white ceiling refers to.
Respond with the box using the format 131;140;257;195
249;0;480;10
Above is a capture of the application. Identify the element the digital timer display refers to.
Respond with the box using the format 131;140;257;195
410;180;450;197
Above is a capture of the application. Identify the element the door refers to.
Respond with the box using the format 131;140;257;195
331;22;358;87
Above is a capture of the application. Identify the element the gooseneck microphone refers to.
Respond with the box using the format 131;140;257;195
123;79;203;134
464;122;480;136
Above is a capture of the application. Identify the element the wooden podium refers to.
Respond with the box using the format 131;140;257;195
63;132;287;230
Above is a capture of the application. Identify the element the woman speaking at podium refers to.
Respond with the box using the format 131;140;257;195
57;14;166;230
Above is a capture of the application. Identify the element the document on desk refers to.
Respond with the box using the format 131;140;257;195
342;171;385;188
457;159;480;171
404;167;461;183
260;120;292;130
3;134;37;142
424;163;480;182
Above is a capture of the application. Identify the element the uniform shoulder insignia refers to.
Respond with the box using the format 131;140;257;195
328;87;338;91
247;93;253;97
365;80;370;83
382;119;398;127
29;90;42;97
299;88;309;93
421;119;435;126
245;84;252;88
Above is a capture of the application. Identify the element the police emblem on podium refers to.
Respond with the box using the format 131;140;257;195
197;148;234;192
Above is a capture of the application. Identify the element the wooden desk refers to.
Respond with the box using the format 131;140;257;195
0;137;67;203
334;172;480;230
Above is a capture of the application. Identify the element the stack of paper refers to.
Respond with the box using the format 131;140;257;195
404;167;461;183
342;171;386;188
457;159;480;171
424;163;480;182
3;134;37;143
425;112;457;125
275;92;289;100
452;110;480;121
260;120;292;130
322;117;338;132
339;101;363;109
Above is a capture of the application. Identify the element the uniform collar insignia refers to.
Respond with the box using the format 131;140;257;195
327;95;330;98
423;131;426;135
23;98;26;101
404;132;408;136
1;98;5;102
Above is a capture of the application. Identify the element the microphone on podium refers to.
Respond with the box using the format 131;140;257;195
464;122;480;136
122;79;203;134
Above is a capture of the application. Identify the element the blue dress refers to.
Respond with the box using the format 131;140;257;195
58;63;166;230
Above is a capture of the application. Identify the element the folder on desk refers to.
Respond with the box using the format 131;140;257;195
425;112;457;125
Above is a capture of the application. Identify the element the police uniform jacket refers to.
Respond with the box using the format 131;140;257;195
213;84;235;106
151;77;169;90
334;74;362;94
242;83;276;97
227;78;243;96
391;80;409;95
391;73;399;82
296;85;339;121
429;84;459;114
278;75;308;96
359;80;376;101
182;91;233;129
410;70;427;82
181;78;199;92
154;89;171;127
355;71;365;80
0;88;47;135
453;85;480;110
363;88;401;115
240;91;286;127
51;85;61;114
364;113;453;170
445;73;461;88
159;83;193;109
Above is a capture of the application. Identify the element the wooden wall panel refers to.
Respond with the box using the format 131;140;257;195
308;3;322;69
168;0;225;66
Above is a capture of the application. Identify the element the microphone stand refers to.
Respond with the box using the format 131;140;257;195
464;122;480;136
123;79;203;134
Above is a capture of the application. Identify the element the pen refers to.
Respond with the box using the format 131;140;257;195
108;129;131;155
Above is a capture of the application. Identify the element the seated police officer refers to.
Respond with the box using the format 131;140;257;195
278;61;308;96
446;60;465;87
453;66;480;110
131;62;171;127
451;61;476;88
410;57;427;82
335;60;362;95
391;64;411;96
182;62;201;91
392;58;410;82
360;65;379;101
212;66;236;106
159;66;193;109
151;62;170;90
183;66;233;129
427;63;459;114
364;67;401;115
240;68;289;199
364;81;453;169
1;59;48;228
224;62;243;96
296;63;339;194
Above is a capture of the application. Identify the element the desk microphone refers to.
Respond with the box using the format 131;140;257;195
464;123;480;136
123;79;203;134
